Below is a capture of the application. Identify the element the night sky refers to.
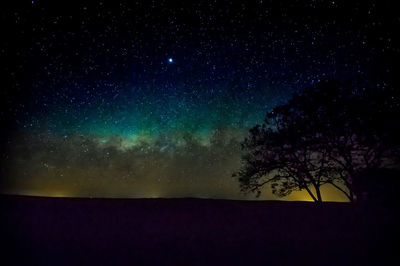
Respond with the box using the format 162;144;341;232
0;0;396;200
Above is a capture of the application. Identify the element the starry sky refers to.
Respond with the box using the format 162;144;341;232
0;0;396;200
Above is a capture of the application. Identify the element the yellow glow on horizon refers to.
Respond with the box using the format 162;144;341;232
2;184;348;202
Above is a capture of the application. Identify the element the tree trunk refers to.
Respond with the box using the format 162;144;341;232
303;186;318;202
345;171;354;203
328;182;353;202
315;185;323;203
348;187;354;203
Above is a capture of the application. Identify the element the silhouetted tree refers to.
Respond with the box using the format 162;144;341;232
234;80;399;202
233;123;338;202
352;168;400;204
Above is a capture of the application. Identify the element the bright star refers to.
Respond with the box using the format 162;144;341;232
168;58;173;63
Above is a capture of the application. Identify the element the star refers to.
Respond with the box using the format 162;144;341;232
168;58;173;63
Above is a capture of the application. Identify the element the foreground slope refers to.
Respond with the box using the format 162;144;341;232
1;195;398;265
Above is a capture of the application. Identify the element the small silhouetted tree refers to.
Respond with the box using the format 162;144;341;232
352;168;400;204
234;80;399;202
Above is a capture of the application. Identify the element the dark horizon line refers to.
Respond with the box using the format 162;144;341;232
0;192;351;204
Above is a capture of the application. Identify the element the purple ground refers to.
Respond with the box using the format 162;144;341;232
1;195;398;265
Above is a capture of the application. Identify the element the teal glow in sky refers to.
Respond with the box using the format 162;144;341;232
1;0;392;201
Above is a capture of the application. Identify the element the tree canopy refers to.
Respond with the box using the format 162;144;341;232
234;80;400;202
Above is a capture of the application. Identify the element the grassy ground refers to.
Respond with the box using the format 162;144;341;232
1;195;399;266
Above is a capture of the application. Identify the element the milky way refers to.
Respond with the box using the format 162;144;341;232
0;0;395;200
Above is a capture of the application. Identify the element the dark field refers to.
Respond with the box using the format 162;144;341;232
1;195;399;266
